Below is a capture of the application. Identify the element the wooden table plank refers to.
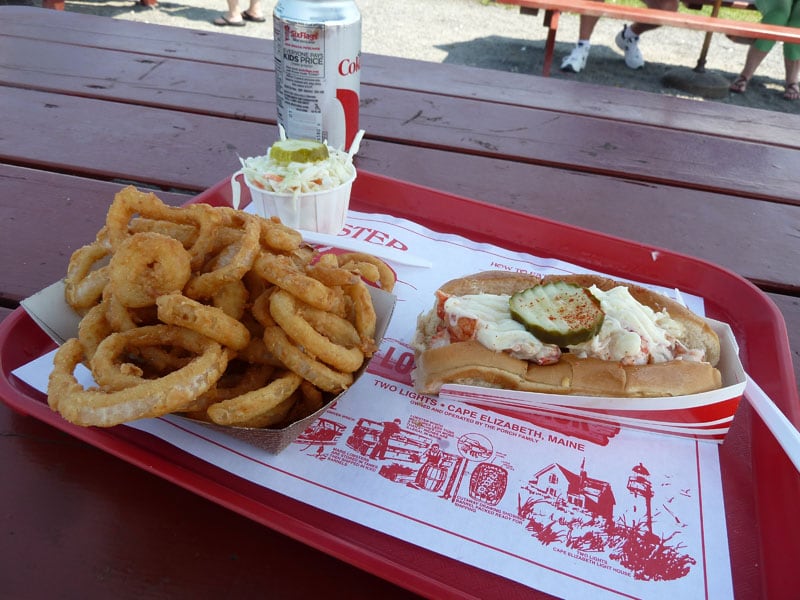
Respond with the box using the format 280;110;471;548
3;80;800;211
358;91;800;206
4;6;800;150
0;36;270;121
0;87;274;191
1;6;262;66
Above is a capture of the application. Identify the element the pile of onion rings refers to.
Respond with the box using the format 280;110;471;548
49;186;393;429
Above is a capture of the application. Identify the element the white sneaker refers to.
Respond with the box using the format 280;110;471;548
615;25;644;69
560;44;590;73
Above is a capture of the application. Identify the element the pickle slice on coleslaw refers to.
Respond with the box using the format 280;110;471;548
509;281;605;347
269;139;330;165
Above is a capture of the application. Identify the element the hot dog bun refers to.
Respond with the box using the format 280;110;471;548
412;272;722;397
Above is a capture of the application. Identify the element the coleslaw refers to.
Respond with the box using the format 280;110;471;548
238;130;363;197
239;148;354;195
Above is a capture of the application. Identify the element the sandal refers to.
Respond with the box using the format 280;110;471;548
784;82;800;101
242;10;266;22
729;75;749;94
213;15;246;27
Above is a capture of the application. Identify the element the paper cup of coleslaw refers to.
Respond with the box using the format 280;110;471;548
231;136;360;235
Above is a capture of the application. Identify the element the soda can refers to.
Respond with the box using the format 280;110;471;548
273;0;361;151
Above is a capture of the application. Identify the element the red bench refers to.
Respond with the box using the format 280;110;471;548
499;0;800;76
42;0;157;9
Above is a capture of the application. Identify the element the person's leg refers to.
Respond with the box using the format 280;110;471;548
243;0;265;21
613;0;678;68
560;10;602;73
782;0;800;97
730;45;770;92
631;0;679;35
614;0;678;68
214;0;245;26
578;14;601;40
730;0;793;91
783;57;800;99
614;24;645;69
750;0;791;55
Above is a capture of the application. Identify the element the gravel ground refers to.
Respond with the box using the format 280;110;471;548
56;0;799;115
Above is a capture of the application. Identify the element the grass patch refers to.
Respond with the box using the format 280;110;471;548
612;0;761;22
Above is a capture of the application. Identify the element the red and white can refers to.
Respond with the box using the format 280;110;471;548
273;0;361;151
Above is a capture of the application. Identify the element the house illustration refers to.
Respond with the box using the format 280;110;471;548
528;458;616;521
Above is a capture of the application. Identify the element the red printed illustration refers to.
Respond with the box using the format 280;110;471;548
295;417;347;458
367;338;416;387
346;417;461;493
345;418;515;509
488;406;620;447
296;403;696;584
469;462;508;506
518;459;697;581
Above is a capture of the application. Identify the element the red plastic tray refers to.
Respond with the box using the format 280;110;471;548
2;171;798;599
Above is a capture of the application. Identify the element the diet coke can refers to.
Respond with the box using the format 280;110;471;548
273;0;361;151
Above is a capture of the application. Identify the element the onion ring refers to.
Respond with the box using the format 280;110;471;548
105;186;223;270
210;279;249;320
128;217;198;247
346;280;378;356
263;325;354;393
259;216;303;252
297;303;362;349
269;289;364;373
237;336;283;367
306;263;361;287
103;286;139;332
338;260;381;283
77;300;112;362
187;361;276;417
156;293;251;351
108;232;192;308
90;324;226;392
64;241;110;311
206;370;302;427
281;380;326;424
48;335;228;427
50;187;386;432
252;252;340;312
250;287;276;328
184;212;260;299
337;252;396;292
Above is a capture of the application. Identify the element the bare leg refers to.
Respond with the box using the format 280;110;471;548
578;15;601;40
214;0;245;25
741;46;770;80
784;58;800;99
560;4;603;73
631;0;678;35
244;0;264;20
730;45;770;92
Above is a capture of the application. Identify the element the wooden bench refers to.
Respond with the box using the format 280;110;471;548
499;0;800;76
42;0;157;9
521;0;758;11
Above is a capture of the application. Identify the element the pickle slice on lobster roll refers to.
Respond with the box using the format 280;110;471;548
411;271;722;398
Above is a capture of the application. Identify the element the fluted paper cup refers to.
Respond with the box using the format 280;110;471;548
243;171;356;235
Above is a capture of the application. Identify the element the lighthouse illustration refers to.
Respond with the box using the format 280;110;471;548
627;462;654;537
